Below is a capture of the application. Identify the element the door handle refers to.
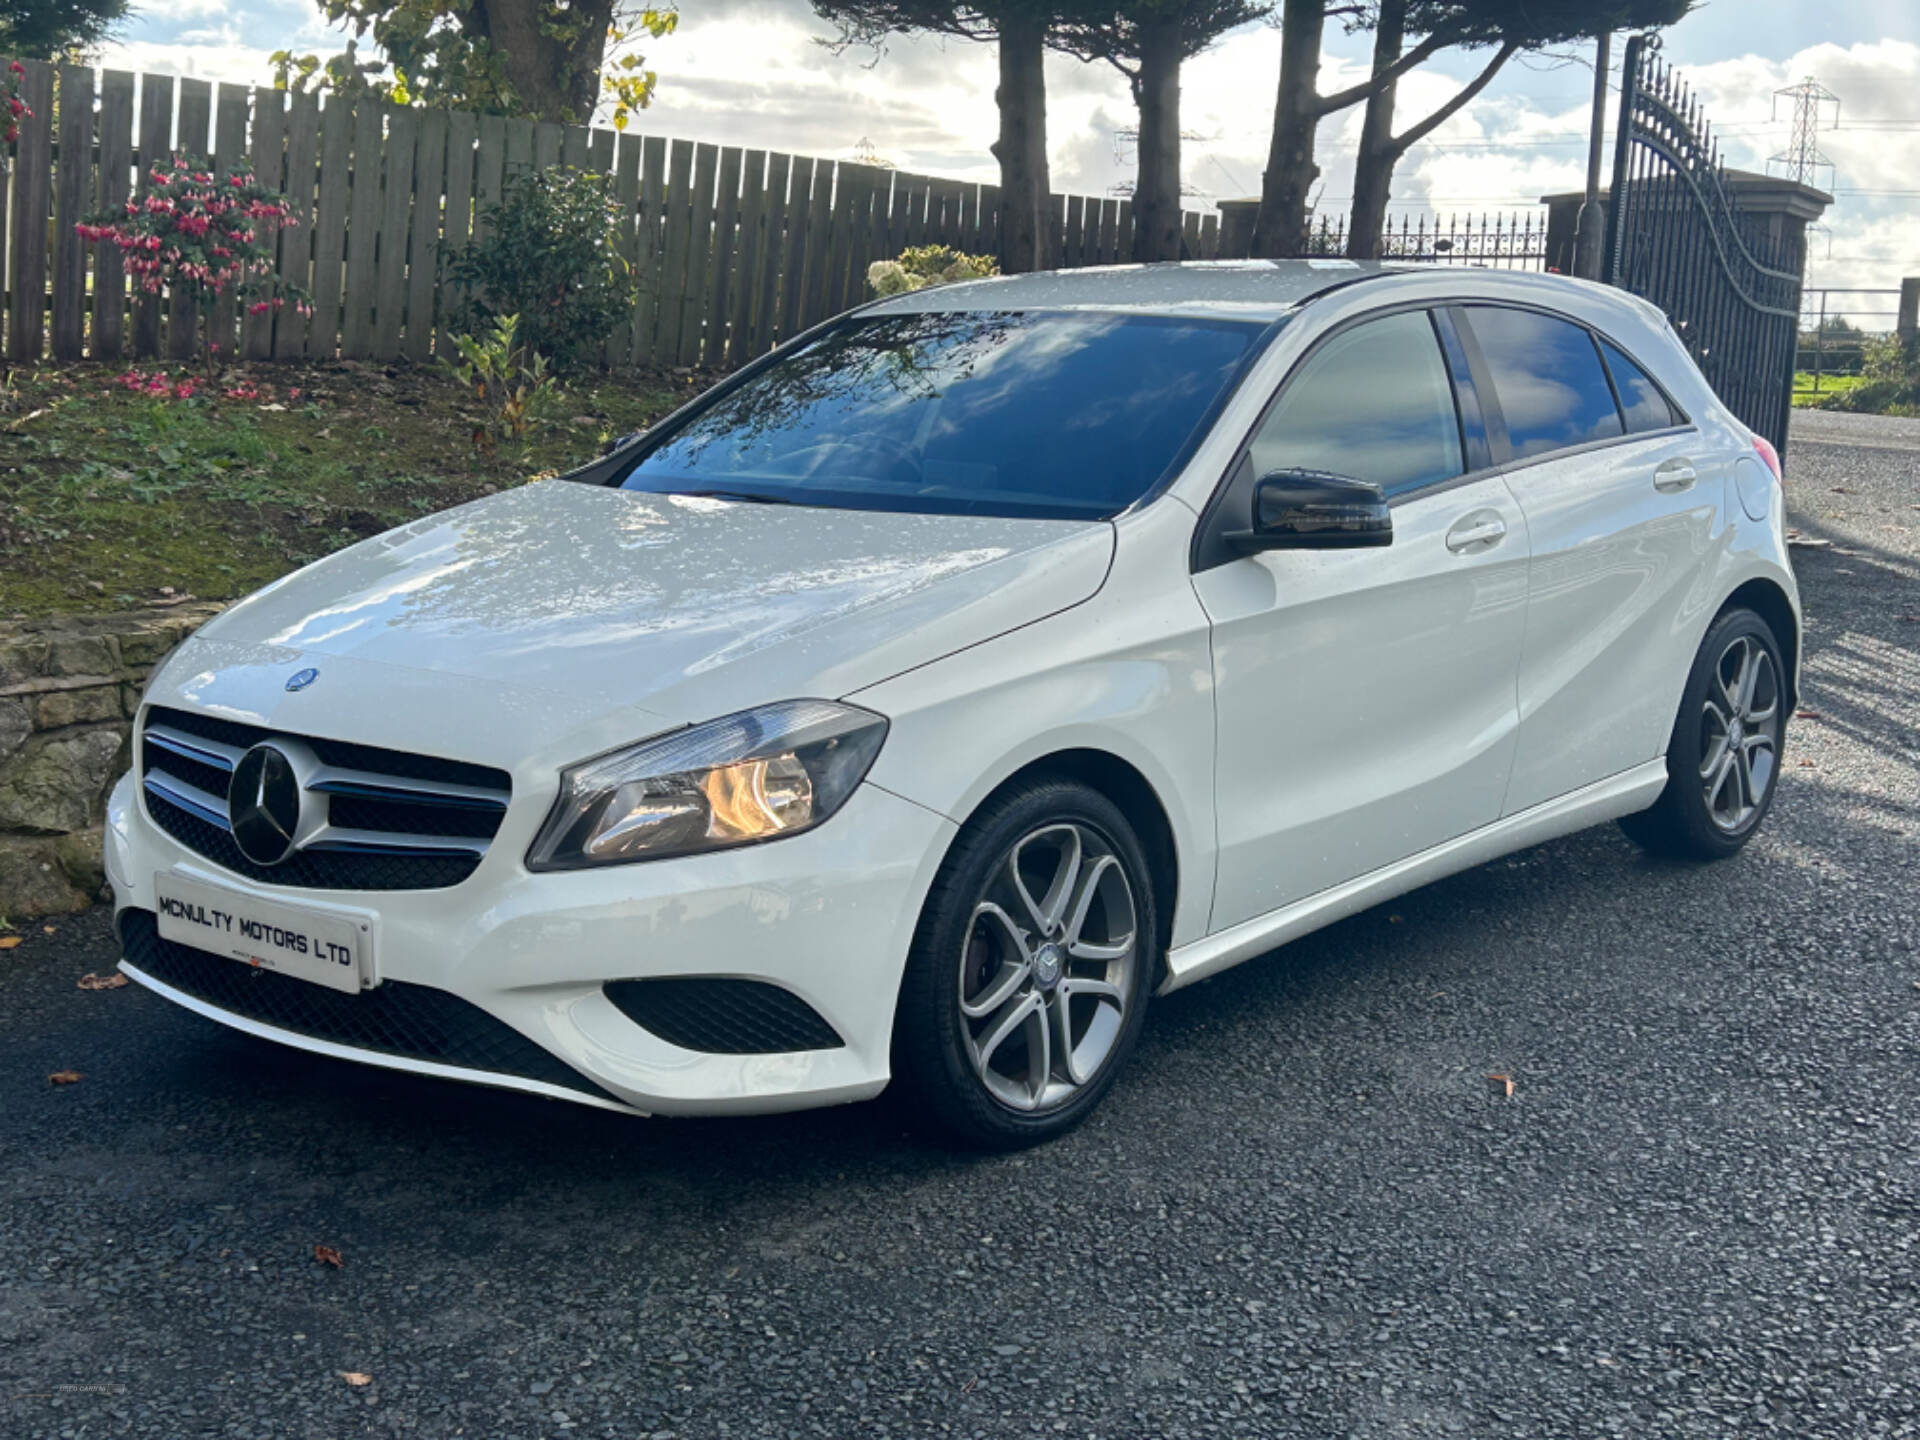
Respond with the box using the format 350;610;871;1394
1654;459;1698;492
1445;515;1507;553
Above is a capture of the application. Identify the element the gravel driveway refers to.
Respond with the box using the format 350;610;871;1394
3;409;1916;1440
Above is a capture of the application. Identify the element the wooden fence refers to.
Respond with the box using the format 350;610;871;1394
0;59;1223;371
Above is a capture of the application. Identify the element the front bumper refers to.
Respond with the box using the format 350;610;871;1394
107;772;956;1116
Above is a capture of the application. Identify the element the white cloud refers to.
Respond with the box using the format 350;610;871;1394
102;0;1920;292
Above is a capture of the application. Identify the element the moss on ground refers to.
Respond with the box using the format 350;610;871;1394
0;360;696;619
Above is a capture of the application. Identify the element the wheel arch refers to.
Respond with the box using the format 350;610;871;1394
1720;576;1800;711
958;748;1181;968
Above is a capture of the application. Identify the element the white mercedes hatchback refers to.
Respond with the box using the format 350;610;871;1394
110;261;1800;1146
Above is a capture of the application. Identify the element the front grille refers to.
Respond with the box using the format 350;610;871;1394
140;705;512;892
604;977;845;1054
119;910;616;1102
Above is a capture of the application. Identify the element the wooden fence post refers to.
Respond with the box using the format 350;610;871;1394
131;73;172;359
167;78;212;359
371;104;418;361
8;60;54;362
629;134;665;366
604;130;641;369
438;107;476;357
749;150;789;361
339;103;384;358
705;146;742;369
679;142;717;368
51;65;94;363
207;83;248;359
306;96;351;359
243;86;286;361
92;71;135;362
404;108;447;364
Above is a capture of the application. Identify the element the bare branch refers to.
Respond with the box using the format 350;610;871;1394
1314;24;1455;114
1388;38;1520;155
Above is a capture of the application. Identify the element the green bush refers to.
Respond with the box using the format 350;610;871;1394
438;314;565;451
1813;333;1920;415
867;245;998;297
444;167;636;370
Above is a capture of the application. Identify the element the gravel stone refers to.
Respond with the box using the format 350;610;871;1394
0;410;1913;1439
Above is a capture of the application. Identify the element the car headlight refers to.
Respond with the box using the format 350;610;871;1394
526;700;889;870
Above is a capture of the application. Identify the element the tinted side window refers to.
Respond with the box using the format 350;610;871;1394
1466;306;1624;460
1600;339;1683;433
1248;311;1463;498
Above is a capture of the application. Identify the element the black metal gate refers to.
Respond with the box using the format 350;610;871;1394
1602;34;1805;452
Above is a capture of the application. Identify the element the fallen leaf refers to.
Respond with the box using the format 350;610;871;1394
48;1071;83;1085
1796;709;1823;720
77;972;128;991
339;1371;372;1388
0;936;21;950
1486;1072;1515;1098
1798;758;1817;768
314;1244;345;1269
41;924;56;935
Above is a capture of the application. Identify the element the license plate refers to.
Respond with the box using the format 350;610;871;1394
153;872;372;994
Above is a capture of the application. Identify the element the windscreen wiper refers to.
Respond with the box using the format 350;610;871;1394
673;488;797;505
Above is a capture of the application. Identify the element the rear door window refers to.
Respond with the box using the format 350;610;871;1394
1465;306;1624;460
1599;338;1684;433
1247;310;1464;498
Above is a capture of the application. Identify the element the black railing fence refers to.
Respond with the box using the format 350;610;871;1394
1300;211;1549;269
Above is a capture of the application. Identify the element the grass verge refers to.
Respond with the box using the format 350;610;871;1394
0;359;694;620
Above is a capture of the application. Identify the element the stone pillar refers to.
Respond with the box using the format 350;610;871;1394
1541;169;1832;278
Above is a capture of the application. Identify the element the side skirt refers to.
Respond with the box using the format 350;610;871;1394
1160;760;1669;994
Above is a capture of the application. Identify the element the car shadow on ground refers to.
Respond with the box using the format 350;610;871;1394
119;810;1792;1207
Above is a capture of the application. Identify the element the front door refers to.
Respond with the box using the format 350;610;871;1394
1193;308;1530;934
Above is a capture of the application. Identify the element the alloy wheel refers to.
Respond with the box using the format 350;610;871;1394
1699;634;1781;833
958;822;1139;1113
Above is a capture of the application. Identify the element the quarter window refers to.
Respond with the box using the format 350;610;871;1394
1600;339;1683;433
1248;310;1464;498
1466;306;1624;460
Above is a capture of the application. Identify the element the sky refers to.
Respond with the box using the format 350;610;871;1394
100;0;1920;312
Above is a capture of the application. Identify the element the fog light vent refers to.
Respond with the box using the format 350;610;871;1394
604;978;844;1054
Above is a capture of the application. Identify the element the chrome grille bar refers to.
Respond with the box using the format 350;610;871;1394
305;767;509;811
144;725;244;772
143;771;232;831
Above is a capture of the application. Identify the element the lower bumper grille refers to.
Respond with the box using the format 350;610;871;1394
604;976;844;1054
119;910;617;1103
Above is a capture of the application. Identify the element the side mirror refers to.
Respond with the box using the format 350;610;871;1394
1229;469;1392;552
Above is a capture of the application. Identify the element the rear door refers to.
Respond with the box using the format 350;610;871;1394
1457;304;1719;815
1193;307;1530;933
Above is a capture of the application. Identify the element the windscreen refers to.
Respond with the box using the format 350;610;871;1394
619;310;1264;520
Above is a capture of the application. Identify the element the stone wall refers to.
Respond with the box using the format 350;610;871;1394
0;606;222;916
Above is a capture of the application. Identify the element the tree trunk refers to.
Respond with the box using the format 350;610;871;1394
1252;0;1327;258
1131;18;1184;263
992;14;1052;272
1347;0;1405;259
470;0;615;122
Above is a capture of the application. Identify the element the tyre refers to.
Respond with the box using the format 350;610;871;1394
892;777;1158;1149
1619;606;1788;860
